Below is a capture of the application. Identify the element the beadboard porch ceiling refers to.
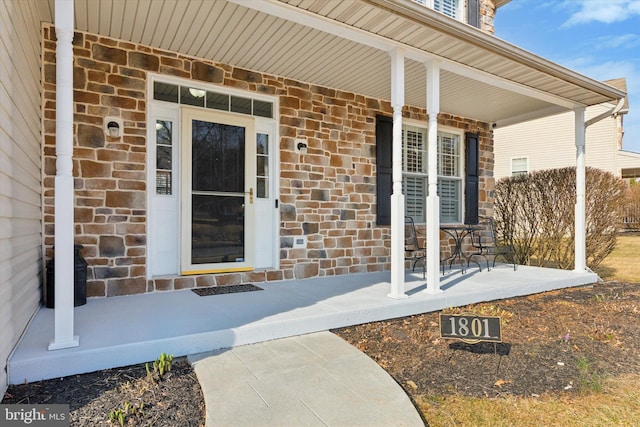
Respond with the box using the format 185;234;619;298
39;0;625;126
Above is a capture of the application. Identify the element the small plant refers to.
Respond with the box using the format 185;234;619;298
575;356;604;394
109;401;145;426
146;352;174;382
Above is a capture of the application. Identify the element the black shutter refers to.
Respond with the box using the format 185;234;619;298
467;0;480;28
464;132;479;225
376;115;393;226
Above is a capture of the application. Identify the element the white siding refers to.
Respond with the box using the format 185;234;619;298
494;104;620;179
0;0;43;393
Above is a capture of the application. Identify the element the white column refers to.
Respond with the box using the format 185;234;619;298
574;107;587;272
388;48;407;299
425;60;442;294
50;0;79;350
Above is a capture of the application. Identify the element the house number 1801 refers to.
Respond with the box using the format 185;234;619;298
439;314;502;343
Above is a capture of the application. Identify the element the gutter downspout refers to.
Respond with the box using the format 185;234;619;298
574;98;625;272
50;0;79;350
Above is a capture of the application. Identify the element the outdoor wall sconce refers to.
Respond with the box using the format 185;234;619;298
295;139;308;155
104;117;123;138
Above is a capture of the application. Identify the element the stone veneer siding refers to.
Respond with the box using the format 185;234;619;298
42;25;494;297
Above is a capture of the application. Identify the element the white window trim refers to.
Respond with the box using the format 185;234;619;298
411;0;464;22
401;120;464;224
511;156;529;176
146;74;280;278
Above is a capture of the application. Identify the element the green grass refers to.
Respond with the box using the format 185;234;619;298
593;233;640;282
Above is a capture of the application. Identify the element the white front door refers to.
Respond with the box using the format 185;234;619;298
181;108;255;274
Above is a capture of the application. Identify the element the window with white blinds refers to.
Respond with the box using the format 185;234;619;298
434;0;459;19
402;126;462;223
411;0;460;19
511;157;528;176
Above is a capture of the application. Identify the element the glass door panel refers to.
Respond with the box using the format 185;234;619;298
182;108;254;273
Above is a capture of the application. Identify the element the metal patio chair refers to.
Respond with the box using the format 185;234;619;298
405;217;426;278
466;216;516;271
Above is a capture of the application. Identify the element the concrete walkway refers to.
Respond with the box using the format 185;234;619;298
189;332;425;427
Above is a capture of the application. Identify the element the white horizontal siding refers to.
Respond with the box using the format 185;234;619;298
0;0;43;395
494;104;620;179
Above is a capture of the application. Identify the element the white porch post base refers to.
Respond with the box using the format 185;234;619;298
389;193;408;299
49;336;80;351
425;195;442;294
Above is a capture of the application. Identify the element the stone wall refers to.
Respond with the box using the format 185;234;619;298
42;25;494;297
479;0;498;34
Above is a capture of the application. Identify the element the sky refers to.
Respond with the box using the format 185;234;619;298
494;0;640;153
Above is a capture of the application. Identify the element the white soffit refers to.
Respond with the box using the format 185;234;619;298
41;0;625;126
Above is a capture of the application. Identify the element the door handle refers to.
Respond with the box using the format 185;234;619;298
247;187;253;204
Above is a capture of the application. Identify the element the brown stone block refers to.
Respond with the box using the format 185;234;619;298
92;44;127;65
294;262;318;279
108;74;145;90
154;278;174;291
106;190;145;209
74;207;94;223
128;51;159;71
97;149;128;162
108;277;146;296
280;96;300;109
232;68;262;83
87;70;106;83
192;61;224;83
118;180;146;191
74;90;100;104
175;277;195;290
86;280;106;297
115;223;146;235
127;248;145;257
77;124;105;148
266;270;284;281
242;271;267;283
215;273;241;286
101;95;137;109
80;160;111;177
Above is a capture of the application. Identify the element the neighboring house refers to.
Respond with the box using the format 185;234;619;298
494;78;640;181
0;0;625;395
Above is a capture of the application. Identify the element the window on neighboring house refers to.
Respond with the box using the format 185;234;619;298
401;125;463;223
511;157;528;176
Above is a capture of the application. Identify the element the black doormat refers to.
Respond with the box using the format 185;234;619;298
191;283;263;296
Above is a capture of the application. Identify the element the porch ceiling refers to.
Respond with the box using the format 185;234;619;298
40;0;625;126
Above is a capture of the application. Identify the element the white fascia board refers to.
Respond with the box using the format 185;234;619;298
235;0;584;110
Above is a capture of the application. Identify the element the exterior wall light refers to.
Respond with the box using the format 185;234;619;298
295;139;308;154
104;117;123;138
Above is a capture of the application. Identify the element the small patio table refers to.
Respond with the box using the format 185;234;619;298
440;224;483;274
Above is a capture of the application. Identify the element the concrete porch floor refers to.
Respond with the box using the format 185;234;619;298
8;264;598;384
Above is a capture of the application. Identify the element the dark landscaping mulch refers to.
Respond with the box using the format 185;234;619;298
3;281;639;426
334;281;640;399
3;358;204;426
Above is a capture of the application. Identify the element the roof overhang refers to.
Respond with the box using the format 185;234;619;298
40;0;625;127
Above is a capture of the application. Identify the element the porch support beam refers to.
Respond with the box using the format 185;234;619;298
50;0;79;351
388;48;407;299
574;107;587;272
425;59;442;294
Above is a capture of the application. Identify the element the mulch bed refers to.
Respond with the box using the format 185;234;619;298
3;359;204;426
3;281;639;425
334;281;640;399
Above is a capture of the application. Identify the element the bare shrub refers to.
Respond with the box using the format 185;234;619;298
494;167;626;269
621;183;640;230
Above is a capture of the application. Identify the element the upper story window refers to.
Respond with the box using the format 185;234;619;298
412;0;463;20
